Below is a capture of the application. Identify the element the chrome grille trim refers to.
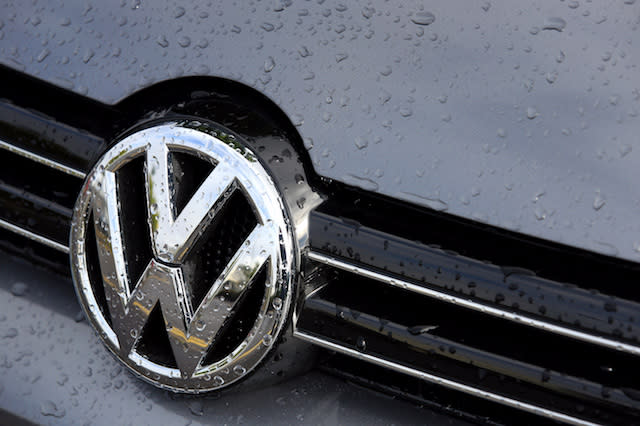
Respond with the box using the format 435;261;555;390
0;139;86;179
293;330;599;426
307;251;640;357
0;218;69;253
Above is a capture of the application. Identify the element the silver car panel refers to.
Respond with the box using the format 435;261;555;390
1;0;639;262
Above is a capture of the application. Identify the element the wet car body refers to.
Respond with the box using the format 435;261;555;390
1;1;640;424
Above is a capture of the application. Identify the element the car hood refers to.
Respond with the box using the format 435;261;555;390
1;0;639;261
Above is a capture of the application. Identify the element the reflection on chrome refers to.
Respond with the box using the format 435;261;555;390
70;121;296;392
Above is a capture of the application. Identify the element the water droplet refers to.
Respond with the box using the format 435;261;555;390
378;90;392;105
400;192;448;211
233;365;246;375
379;65;392;77
356;336;366;351
408;325;439;335
526;107;539;119
36;49;50;63
481;2;491;12
41;401;65;418
82;49;94;64
411;11;435;26
174;6;185;18
292;114;304;127
156;35;169;48
10;282;28;297
264;56;276;72
272;297;283;310
298;46;310;57
188;400;204;416
354;136;368;149
261;22;275;32
619;144;632;158
335;53;349;63
534;206;547;221
400;107;413;117
593;192;606;211
130;329;138;338
263;334;273;346
362;7;375;19
497;128;507;138
542;17;566;32
177;36;191;48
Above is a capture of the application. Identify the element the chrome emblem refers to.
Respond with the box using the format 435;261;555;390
70;121;296;392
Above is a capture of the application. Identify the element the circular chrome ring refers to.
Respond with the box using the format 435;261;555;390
70;120;296;392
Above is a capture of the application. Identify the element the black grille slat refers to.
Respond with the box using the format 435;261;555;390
0;227;69;274
309;211;640;345
0;149;82;245
0;101;105;173
297;264;640;424
303;275;640;400
0;181;73;244
305;191;640;423
315;187;640;303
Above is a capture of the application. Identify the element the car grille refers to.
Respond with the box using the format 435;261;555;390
2;65;640;425
296;203;640;425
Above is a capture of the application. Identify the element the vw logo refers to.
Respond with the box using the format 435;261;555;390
70;120;296;392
